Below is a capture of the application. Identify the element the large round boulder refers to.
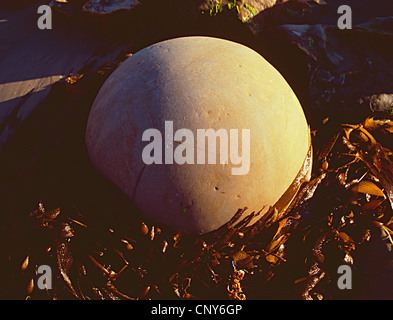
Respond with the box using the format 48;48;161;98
86;36;311;234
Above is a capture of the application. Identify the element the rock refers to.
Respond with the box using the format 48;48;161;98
49;0;87;20
367;94;393;113
81;0;141;34
266;18;393;125
86;36;311;234
199;0;277;23
236;0;277;24
198;0;315;39
82;0;140;15
0;2;130;151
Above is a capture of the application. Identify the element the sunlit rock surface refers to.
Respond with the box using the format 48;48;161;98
86;36;311;234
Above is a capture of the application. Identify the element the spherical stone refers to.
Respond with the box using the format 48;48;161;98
85;36;311;234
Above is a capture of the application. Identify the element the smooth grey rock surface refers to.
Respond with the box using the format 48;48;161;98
86;36;310;234
82;0;140;14
0;2;128;150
